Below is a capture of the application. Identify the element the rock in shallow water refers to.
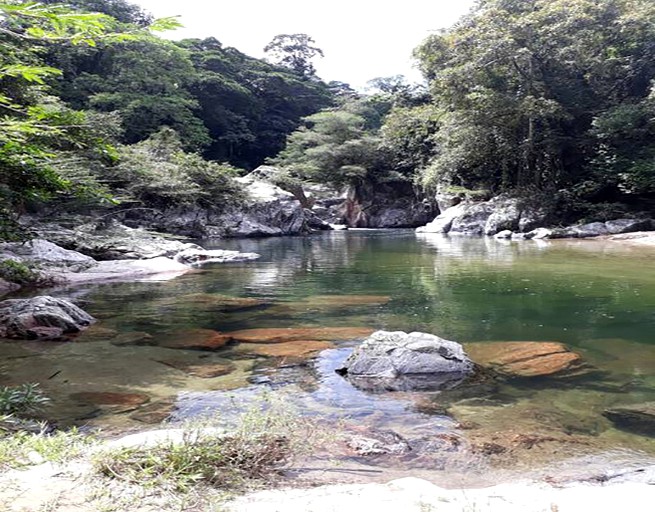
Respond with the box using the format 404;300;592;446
174;248;260;265
235;340;334;358
0;296;94;340
464;341;589;378
156;358;235;378
223;326;374;344
337;330;476;392
603;403;655;436
157;328;232;351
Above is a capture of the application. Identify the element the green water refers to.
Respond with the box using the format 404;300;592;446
2;230;655;480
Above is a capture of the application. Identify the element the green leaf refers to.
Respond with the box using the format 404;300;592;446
1;65;62;84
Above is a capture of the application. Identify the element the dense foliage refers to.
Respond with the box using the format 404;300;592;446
411;0;655;212
0;0;335;240
3;0;655;242
0;0;158;239
105;128;245;211
272;80;423;191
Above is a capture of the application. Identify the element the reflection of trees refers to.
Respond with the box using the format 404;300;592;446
411;235;655;345
47;231;655;348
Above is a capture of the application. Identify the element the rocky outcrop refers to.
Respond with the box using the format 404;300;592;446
417;195;653;241
211;183;311;237
0;239;96;271
416;203;468;234
450;202;495;235
544;219;654;239
339;188;436;229
603;402;655;436
0;235;260;287
417;196;551;237
0;296;94;339
60;256;192;284
36;222;198;261
464;341;589;378
119;172;331;238
337;330;476;391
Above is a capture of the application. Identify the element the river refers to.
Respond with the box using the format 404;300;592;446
2;230;655;485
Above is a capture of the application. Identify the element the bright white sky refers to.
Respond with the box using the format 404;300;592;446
132;0;475;90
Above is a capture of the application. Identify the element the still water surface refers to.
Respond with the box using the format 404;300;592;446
3;231;655;481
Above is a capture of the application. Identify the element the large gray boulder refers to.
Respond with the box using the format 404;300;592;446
0;296;94;339
337;330;475;391
416;196;552;236
203;173;330;237
605;218;652;234
416;203;467;234
484;199;521;235
174;248;260;265
450;203;494;235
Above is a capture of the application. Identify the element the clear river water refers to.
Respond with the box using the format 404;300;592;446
2;230;655;485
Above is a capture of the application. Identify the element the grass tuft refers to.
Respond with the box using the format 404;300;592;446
94;397;324;493
0;427;96;470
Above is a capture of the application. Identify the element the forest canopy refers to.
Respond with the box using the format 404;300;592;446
2;0;655;241
412;0;655;209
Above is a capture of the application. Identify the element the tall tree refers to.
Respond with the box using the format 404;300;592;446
264;33;324;77
414;0;655;205
0;0;177;239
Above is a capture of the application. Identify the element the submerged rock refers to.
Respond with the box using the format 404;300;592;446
155;358;236;378
281;295;390;312
158;293;267;312
157;328;232;351
465;341;588;378
603;403;655;436
223;326;374;344
0;296;94;340
130;399;176;424
236;340;334;358
109;331;154;347
337;330;476;392
70;391;150;409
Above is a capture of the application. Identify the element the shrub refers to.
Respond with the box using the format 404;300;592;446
0;260;41;286
103;128;246;211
